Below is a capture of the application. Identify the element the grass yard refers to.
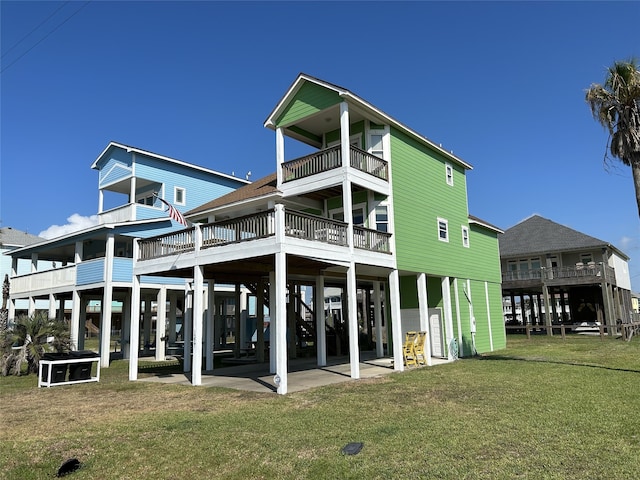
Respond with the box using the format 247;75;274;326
1;335;639;479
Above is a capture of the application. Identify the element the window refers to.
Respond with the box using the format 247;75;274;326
580;253;593;264
461;226;469;247
136;193;154;206
446;163;454;186
331;205;365;226
437;218;449;242
174;187;186;206
375;205;388;232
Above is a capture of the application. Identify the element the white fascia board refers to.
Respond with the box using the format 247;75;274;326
187;193;283;221
468;218;504;234
91;142;250;185
264;74;348;130
339;92;474;170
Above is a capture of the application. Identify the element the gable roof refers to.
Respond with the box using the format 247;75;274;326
0;227;44;248
264;73;473;171
499;215;628;260
91;141;250;186
186;173;280;217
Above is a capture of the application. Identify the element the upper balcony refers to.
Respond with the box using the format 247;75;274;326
502;263;616;290
137;208;392;264
98;203;164;224
280;145;390;198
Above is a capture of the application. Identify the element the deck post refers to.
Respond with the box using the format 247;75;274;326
373;281;384;358
275;250;288;394
128;267;141;381
389;270;404;371
206;280;215;371
316;275;327;367
100;233;115;368
192;265;204;386
417;273;432;365
155;286;167;361
346;262;360;379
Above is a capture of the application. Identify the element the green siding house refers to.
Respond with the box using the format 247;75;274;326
130;74;505;394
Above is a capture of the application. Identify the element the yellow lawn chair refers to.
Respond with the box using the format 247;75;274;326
403;331;418;367
414;331;428;365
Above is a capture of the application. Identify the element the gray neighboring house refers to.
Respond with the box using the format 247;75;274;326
1;227;48;315
500;215;633;329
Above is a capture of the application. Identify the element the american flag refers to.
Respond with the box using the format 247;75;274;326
157;197;189;227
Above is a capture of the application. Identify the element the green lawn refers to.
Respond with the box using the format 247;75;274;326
1;335;639;479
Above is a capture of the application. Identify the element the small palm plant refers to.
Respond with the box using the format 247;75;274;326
0;312;71;375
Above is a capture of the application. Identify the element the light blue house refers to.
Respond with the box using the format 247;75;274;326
7;142;249;368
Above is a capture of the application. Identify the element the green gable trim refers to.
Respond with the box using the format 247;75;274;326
287;125;322;145
276;82;341;127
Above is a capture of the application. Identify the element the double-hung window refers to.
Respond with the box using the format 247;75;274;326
461;226;469;247
437;218;449;242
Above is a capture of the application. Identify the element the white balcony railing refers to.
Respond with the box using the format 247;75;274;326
137;208;392;261
10;265;76;295
281;145;388;183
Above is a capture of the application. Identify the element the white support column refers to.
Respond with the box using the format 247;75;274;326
276;127;285;188
28;296;35;317
70;289;81;351
340;102;355;253
206;280;215;371
48;293;56;320
257;278;265;363
155;286;167;361
315;275;327;367
417;273;429;332
389;270;404;371
269;270;276;373
98;189;104;214
72;241;83;350
31;252;38;273
142;294;152;354
485;281;494;351
453;278;464;358
128;271;141;381
373;281;384;358
192;266;204;386
168;291;177;346
417;273;432;366
346;262;360;379
122;291;131;359
78;297;88;351
129;174;137;208
8;298;15;323
441;276;455;360
100;233;115;368
275;251;288;395
183;287;193;373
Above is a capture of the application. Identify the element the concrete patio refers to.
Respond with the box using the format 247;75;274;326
138;351;450;393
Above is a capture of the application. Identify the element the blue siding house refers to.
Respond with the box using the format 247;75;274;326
7;142;249;368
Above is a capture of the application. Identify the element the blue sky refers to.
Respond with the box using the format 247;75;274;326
1;1;639;289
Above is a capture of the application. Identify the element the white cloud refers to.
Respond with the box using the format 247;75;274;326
619;235;637;252
39;214;99;239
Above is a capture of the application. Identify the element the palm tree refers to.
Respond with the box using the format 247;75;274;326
0;312;70;375
586;59;640;216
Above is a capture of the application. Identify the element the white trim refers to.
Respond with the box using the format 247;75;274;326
91;142;250;184
445;163;454;186
329;202;367;227
437;218;449;243
174;186;186;206
485;281;494;351
461;225;470;248
327;133;362;149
